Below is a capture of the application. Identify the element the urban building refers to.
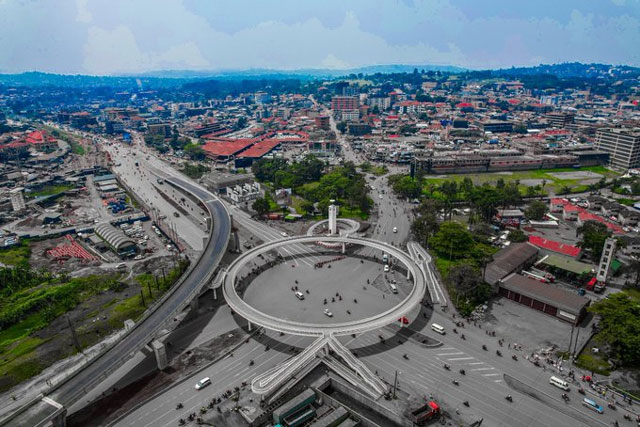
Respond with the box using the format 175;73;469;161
331;96;359;112
147;123;171;138
9;187;26;212
546;112;575;127
594;128;640;170
315;116;330;131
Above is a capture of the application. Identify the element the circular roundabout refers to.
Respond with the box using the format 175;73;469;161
222;235;426;337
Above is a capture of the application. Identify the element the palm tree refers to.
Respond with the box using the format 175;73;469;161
559;185;572;195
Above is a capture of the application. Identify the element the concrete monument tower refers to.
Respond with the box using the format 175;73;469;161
328;199;338;235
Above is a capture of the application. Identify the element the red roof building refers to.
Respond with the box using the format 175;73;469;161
528;235;581;257
237;139;281;159
202;139;254;161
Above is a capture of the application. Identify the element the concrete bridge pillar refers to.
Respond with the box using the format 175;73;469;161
341;243;346;254
248;321;252;332
212;287;217;300
152;340;168;370
406;268;411;280
190;297;199;312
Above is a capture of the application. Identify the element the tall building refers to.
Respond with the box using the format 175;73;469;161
315;116;330;130
546;112;575;128
594;128;640;170
331;96;359;111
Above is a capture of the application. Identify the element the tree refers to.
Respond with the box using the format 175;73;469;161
336;121;347;133
577;221;611;261
509;229;528;243
184;144;205;160
411;199;441;247
430;222;474;259
390;175;422;199
525;200;548;220
589;292;640;367
252;197;270;217
559;185;572;195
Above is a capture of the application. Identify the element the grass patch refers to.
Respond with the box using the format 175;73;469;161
372;165;388;176
290;196;307;215
615;198;635;206
0;242;30;266
575;353;611;376
422;166;619;195
108;293;147;329
70;141;85;155
27;184;74;198
339;206;369;220
181;162;210;179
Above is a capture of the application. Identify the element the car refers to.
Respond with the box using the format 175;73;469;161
195;377;211;390
393;227;398;233
134;254;144;260
173;212;180;218
281;231;288;237
295;291;305;300
379;194;384;199
384;265;390;272
323;309;333;317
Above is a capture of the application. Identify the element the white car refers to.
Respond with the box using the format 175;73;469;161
281;231;288;237
323;309;333;317
195;377;211;390
393;227;398;233
384;265;390;272
379;194;384;199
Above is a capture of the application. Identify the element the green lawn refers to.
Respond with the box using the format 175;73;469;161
0;243;30;266
422;166;619;195
70;142;85;155
27;184;74;198
575;353;611;376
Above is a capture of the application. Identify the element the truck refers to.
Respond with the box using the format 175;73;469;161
585;277;606;293
410;401;440;425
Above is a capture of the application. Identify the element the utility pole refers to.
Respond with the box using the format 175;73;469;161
567;325;575;359
572;327;581;360
140;289;146;307
66;315;82;353
392;370;399;399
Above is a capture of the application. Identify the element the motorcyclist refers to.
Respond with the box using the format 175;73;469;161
460;369;465;375
506;395;512;402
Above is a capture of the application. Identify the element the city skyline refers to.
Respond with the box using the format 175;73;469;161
0;0;639;75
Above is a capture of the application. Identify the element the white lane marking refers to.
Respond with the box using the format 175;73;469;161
494;380;503;383
482;373;502;377
472;367;495;371
437;352;464;356
468;362;484;365
448;357;474;361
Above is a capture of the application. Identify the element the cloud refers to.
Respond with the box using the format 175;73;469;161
0;0;639;74
75;0;92;23
83;25;209;74
321;54;351;70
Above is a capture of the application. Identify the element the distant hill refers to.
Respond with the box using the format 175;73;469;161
485;62;640;79
1;63;638;88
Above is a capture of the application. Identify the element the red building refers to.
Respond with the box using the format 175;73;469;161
331;96;359;111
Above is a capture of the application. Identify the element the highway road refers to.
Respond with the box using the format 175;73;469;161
0;134;232;427
107;121;622;427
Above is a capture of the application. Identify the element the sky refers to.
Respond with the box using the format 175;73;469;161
0;0;638;75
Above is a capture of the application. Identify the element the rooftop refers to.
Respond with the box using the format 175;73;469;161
501;273;590;314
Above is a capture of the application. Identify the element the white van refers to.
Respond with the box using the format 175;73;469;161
389;283;398;294
195;377;211;390
549;376;569;391
431;323;446;335
294;291;305;300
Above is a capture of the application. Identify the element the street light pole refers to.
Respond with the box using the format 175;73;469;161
393;370;399;399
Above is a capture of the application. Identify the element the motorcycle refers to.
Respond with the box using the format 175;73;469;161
482;345;487;351
561;393;569;403
453;328;457;334
578;388;586;395
512;355;518;361
452;380;459;386
505;395;513;402
444;364;451;370
496;350;502;357
176;403;183;410
179;419;186;426
459;369;466;375
607;402;616;410
461;334;466;340
463;400;469;407
249;360;254;366
403;354;409;360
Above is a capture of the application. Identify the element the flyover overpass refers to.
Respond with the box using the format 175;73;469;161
0;176;231;427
